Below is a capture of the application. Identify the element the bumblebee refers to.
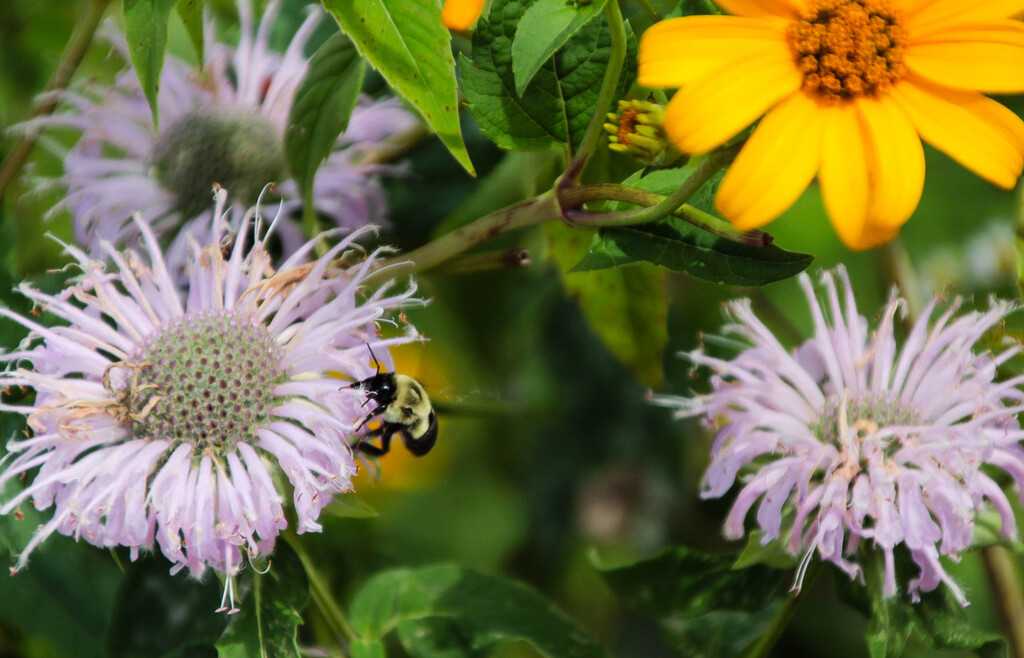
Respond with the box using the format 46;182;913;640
349;347;438;457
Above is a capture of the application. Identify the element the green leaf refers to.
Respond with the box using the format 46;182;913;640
350;640;388;658
546;222;668;387
349;564;611;657
175;0;204;63
733;531;801;571
570;169;812;285
122;0;178;130
324;493;379;518
571;220;813;286
285;30;366;209
107;556;226;658
322;0;474;175
667;607;782;658
216;543;308;658
597;547;786;618
596;548;788;658
511;0;608;96
461;0;636;152
835;549;1008;658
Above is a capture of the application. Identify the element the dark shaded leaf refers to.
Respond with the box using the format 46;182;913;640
349;564;611;657
597;547;788;658
546;222;668;387
570;220;813;286
107;556;225;658
572;168;812;285
216;542;308;658
286;30;366;208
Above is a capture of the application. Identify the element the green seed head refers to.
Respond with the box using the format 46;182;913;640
122;311;285;452
151;107;285;218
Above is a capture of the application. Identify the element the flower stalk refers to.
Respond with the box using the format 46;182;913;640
561;0;626;185
0;0;112;200
284;531;358;646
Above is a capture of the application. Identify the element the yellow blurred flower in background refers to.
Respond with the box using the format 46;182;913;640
639;0;1024;249
442;0;486;30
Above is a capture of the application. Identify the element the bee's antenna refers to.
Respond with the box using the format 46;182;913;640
366;343;381;375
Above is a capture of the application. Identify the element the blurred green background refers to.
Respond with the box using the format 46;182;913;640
0;0;1022;656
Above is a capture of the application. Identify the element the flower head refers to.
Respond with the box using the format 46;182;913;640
0;189;421;611
29;0;419;269
638;0;1024;249
665;267;1024;604
604;99;683;167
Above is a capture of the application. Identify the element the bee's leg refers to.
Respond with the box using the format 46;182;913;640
356;424;398;456
354;403;387;431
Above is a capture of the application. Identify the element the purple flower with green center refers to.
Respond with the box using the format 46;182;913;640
0;189;421;612
25;0;419;271
663;267;1024;605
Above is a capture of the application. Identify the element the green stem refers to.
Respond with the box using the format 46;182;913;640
0;0;113;201
362;192;560;286
561;0;626;184
982;536;1024;657
877;238;923;327
563;144;741;226
284;531;358;645
744;562;819;658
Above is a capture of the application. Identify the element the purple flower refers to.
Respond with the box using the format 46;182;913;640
23;0;419;272
664;267;1024;605
0;189;422;612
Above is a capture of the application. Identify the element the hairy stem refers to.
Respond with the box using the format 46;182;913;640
561;0;626;184
285;531;357;646
363;192;560;286
878;238;923;328
983;546;1024;658
0;0;113;200
563;144;741;226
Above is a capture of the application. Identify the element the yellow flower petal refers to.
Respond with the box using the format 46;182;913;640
712;0;804;19
906;20;1024;93
442;0;485;30
819;104;871;248
856;95;925;230
906;0;1024;32
638;16;789;89
891;76;1024;189
663;51;801;154
715;92;824;231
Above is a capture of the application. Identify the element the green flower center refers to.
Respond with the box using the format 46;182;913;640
787;0;907;104
815;392;917;457
151;107;285;218
119;311;284;451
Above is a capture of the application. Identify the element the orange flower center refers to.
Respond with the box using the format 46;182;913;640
787;0;907;103
617;108;641;144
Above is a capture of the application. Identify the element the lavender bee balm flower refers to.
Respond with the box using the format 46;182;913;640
667;268;1024;604
29;0;418;269
0;191;420;611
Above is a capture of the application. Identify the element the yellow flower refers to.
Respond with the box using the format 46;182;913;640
442;0;486;30
638;0;1024;249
